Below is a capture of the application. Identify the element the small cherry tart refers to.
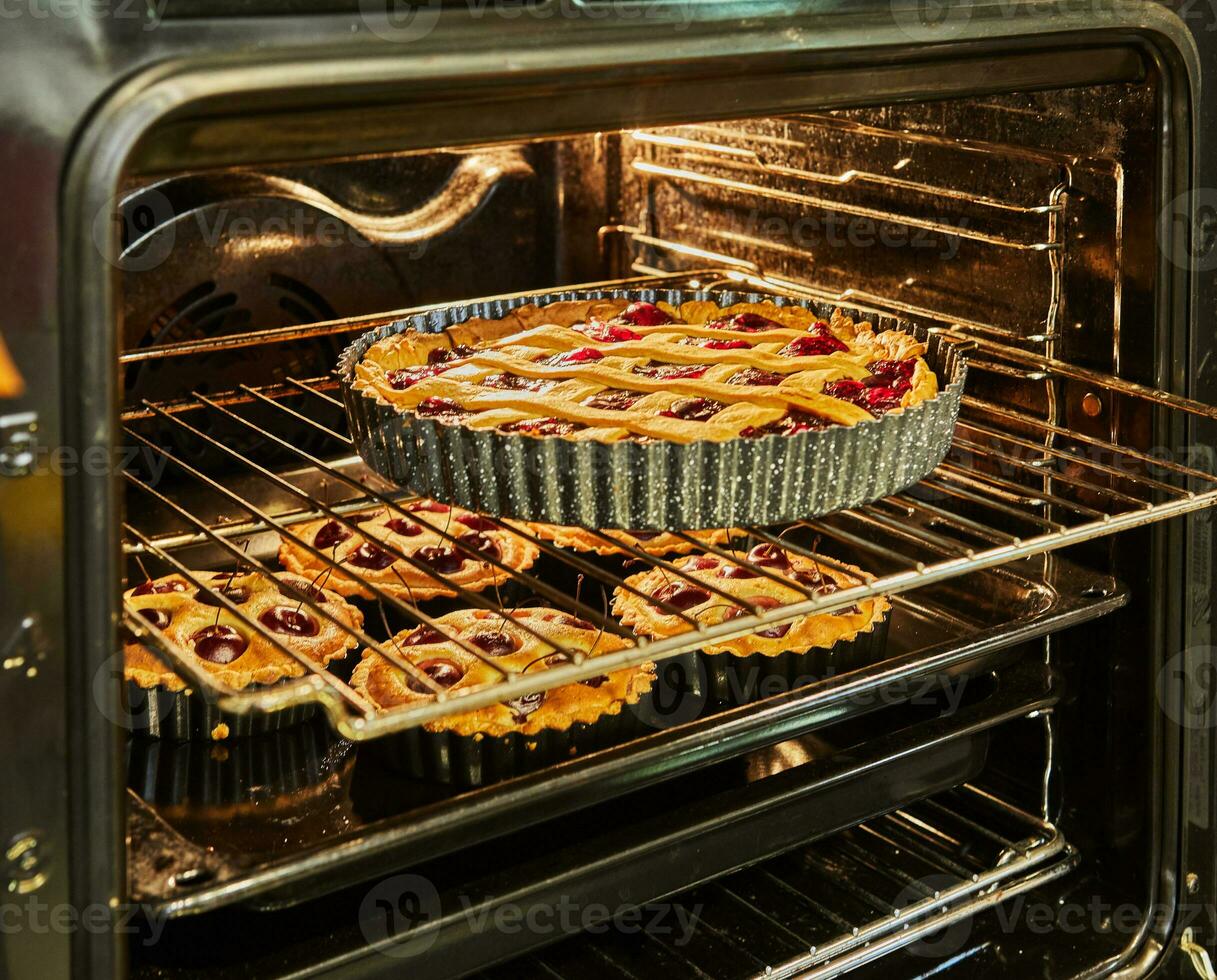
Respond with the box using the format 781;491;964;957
613;547;890;659
121;570;364;703
350;607;655;740
279;502;541;604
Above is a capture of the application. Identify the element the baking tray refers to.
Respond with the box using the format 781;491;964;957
339;287;968;529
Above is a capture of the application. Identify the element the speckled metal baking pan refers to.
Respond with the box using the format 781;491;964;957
339;288;968;529
124;681;317;740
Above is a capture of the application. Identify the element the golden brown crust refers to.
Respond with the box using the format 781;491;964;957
277;501;540;601
123;571;364;692
612;547;890;658
351;607;654;738
525;522;739;557
352;298;938;445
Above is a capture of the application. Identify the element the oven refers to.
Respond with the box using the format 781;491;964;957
3;2;1217;977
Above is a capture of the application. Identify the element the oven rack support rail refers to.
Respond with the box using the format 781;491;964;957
480;784;1077;980
116;272;1217;739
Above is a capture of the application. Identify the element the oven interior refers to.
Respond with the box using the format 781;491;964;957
113;60;1206;979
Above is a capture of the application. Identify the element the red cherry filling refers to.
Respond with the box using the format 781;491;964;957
415;546;465;574
660;397;726;422
615;301;673;326
868;358;917;380
740;411;830;438
481;373;556;393
649;582;712;611
626;530;663;542
503;690;546;722
704;312;784;332
384;518;423;537
387;365;449;390
259;605;320;637
632;362;709;381
347;542;396;571
131;579;188;597
456;514;498;532
728;367;785;387
718;564;760;579
191;625;248;665
416;397;471;421
407;500;450;514
683;337;752;351
427;344;476;364
823;378;906;416
574;320;643;343
314;520;352;550
583;388;642;411
748;543;792;570
543;346;604;367
136;607;172;630
457;531;502;563
402;625;444;646
194;585;251;608
469;630;520;657
723;596;792;639
499;418;584;436
681;555;720;571
779;334;849;357
405;658;465;694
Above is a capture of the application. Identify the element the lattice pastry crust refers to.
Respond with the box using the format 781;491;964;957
123;571;364;691
351;607;655;737
277;500;540;602
352;298;938;444
613;545;890;658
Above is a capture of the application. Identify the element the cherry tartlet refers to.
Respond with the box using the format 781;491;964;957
123;570;364;695
351;607;654;739
277;500;540;602
612;545;890;659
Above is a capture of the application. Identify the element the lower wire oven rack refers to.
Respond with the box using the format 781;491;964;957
117;270;1217;739
486;784;1077;980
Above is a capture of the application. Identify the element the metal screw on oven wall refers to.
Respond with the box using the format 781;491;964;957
1081;393;1103;418
0;412;38;478
4;832;49;894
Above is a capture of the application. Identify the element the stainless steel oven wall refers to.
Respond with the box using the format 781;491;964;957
0;3;1205;978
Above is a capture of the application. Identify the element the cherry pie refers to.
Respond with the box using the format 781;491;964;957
351;607;654;738
123;570;363;691
352;298;937;443
612;544;889;657
277;500;540;602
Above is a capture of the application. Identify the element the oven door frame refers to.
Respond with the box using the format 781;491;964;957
36;5;1204;976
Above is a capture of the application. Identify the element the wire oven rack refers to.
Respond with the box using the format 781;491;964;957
117;271;1217;739
480;784;1077;980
